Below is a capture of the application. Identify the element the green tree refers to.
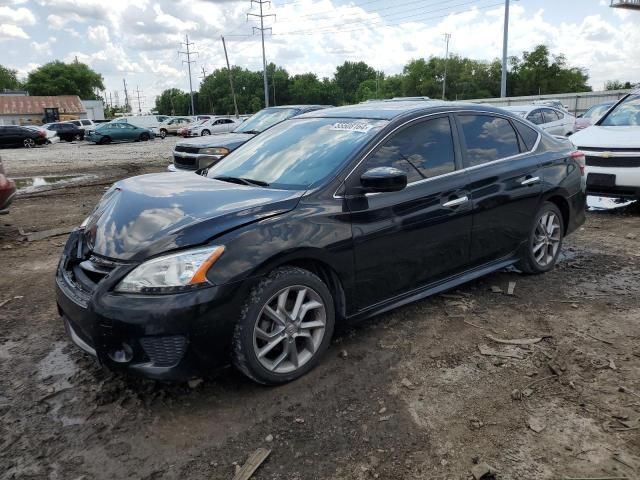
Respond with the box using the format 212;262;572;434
24;60;105;99
0;65;21;91
509;45;591;96
334;61;377;104
604;80;634;90
155;88;192;116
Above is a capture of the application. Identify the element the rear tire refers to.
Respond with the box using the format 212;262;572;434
517;201;564;274
140;133;150;141
23;138;35;148
232;267;335;385
73;133;82;141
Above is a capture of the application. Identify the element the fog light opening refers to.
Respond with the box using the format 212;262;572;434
108;343;134;363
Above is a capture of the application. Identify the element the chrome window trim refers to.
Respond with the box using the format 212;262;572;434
334;109;541;199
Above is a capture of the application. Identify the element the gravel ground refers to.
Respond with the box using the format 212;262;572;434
0;141;639;480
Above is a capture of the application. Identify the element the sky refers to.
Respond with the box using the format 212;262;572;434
1;0;639;110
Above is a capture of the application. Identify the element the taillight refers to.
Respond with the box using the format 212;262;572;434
571;150;586;176
39;131;46;138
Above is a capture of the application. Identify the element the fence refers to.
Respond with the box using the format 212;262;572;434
466;89;633;116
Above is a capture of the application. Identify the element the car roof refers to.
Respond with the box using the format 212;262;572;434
296;100;507;120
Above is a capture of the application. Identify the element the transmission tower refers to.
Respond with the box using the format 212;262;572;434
179;35;198;115
248;0;274;107
122;79;130;113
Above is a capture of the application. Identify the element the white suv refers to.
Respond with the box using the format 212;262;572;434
570;90;640;199
65;119;96;130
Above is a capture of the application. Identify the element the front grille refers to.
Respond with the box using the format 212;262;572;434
586;155;640;168
174;156;198;170
578;146;639;152
174;145;200;154
70;255;117;293
140;336;187;367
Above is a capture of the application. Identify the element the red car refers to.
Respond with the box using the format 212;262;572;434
0;157;16;214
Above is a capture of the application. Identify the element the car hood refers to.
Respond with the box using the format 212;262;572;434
570;125;640;149
84;172;303;261
176;132;255;150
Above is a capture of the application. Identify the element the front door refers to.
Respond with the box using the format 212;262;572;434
346;115;473;310
455;113;543;265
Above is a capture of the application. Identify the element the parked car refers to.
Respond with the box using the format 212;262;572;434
570;90;640;198
574;102;614;132
0;125;48;148
158;117;194;138
85;122;155;144
0;157;16;214
501;105;575;136
185;117;241;137
57;101;586;385
112;115;168;132
532;99;570;112
24;125;59;144
170;105;329;172
65;119;97;131
44;122;85;142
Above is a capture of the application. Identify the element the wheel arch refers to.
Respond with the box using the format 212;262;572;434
544;194;570;233
252;251;348;322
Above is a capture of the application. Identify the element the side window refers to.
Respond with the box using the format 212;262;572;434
527;110;544;125
365;116;456;184
82;120;92;126
513;121;539;151
555;110;564;120
458;114;521;166
542;109;558;123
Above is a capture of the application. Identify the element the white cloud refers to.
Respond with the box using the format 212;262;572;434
87;24;109;43
0;5;35;25
0;23;28;39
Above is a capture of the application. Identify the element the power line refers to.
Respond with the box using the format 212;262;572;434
179;35;198;115
271;1;502;36
248;0;275;108
274;0;497;35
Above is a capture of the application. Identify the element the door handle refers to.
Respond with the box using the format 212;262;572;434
442;196;469;208
521;176;540;186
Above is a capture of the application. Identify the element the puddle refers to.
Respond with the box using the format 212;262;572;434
14;174;94;193
37;342;78;391
587;196;637;211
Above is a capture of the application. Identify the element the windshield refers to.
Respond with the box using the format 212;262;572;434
600;94;640;126
584;104;612;120
207;117;388;190
233;107;299;134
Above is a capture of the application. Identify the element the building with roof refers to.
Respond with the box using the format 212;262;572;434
0;95;87;125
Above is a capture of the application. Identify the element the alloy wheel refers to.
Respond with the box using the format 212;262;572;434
532;212;561;267
253;285;327;374
23;138;35;148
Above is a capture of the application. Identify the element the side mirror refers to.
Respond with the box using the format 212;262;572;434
360;167;407;193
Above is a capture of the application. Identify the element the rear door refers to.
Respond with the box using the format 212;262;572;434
347;115;473;308
455;113;543;265
541;108;562;135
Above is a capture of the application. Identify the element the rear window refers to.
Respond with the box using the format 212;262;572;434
458;114;521;167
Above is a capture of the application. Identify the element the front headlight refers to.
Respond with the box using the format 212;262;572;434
199;147;229;156
115;246;225;294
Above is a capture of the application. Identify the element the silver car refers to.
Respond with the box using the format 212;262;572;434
501;105;576;136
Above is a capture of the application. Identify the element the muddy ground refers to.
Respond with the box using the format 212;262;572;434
1;140;639;480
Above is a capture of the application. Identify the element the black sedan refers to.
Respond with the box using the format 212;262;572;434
0;125;47;148
44;122;84;142
56;101;586;385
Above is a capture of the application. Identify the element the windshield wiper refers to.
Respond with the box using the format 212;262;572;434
214;176;269;187
239;129;261;135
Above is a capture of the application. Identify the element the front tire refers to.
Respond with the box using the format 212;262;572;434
159;129;167;139
73;133;82;141
140;133;150;141
232;267;335;385
201;130;210;136
517;201;564;274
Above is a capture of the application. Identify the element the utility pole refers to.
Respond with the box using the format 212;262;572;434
500;0;510;98
122;79;130;112
221;35;240;117
114;91;120;108
248;0;274;108
179;35;197;115
442;33;451;100
109;92;113;109
135;86;143;114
